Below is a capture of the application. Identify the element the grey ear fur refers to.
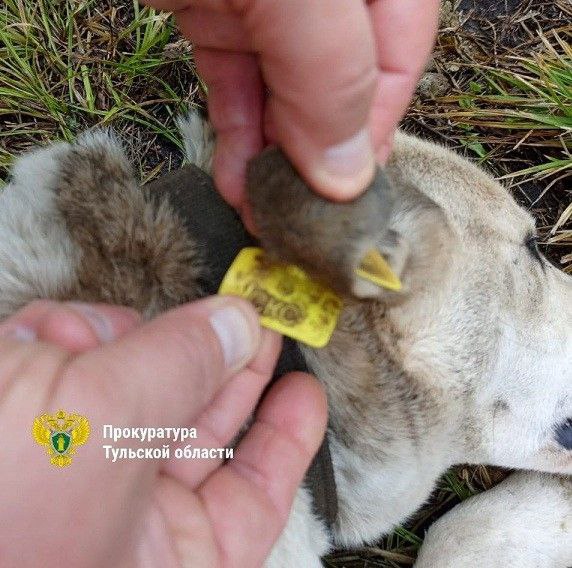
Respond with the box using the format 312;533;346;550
246;147;397;299
380;182;453;303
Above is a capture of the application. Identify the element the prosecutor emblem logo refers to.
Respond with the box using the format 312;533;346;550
32;410;90;467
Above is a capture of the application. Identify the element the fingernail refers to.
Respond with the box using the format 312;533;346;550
67;302;115;342
315;129;376;198
209;304;257;370
5;325;37;343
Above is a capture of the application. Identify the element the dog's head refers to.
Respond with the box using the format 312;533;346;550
248;133;572;475
388;133;571;475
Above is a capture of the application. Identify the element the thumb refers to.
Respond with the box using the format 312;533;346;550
58;296;262;428
245;0;378;200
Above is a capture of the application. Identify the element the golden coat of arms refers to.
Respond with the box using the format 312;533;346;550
32;410;90;467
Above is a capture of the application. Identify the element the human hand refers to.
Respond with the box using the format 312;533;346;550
143;0;439;212
0;298;326;567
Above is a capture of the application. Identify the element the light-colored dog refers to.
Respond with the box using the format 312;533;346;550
0;114;570;567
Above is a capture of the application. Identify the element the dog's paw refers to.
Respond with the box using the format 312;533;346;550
246;147;397;298
414;472;572;568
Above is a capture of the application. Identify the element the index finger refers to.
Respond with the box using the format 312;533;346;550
368;0;440;161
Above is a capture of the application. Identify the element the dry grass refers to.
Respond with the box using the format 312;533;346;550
1;1;570;566
0;0;202;183
404;0;571;274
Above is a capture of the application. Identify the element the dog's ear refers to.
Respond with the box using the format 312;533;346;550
247;147;395;299
376;184;452;300
246;147;450;300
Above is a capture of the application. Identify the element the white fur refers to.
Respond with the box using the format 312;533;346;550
263;487;330;567
0;144;81;318
177;112;214;173
415;472;572;568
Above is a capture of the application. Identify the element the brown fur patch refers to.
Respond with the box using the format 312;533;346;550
55;133;202;316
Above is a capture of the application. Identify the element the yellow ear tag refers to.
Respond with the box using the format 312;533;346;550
219;247;342;348
355;249;402;291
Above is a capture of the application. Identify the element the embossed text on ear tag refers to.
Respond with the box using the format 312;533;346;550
219;247;342;348
356;249;402;291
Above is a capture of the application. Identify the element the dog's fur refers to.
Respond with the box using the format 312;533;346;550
1;114;570;566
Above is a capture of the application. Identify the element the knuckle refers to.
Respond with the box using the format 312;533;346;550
328;64;378;118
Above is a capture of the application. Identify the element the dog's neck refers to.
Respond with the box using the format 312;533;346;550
301;296;481;468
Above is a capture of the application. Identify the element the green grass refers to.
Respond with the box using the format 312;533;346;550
439;32;572;182
406;18;571;274
0;0;200;185
451;40;572;270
